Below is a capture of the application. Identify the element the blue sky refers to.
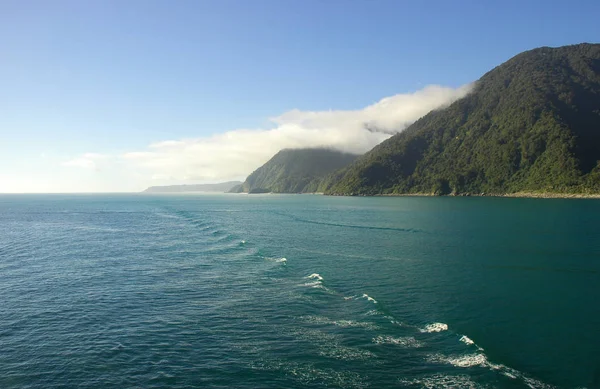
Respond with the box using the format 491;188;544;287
1;0;598;192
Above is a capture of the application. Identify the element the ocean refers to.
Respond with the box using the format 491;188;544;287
1;194;599;388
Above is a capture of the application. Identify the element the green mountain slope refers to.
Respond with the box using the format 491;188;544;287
324;43;600;196
234;148;358;193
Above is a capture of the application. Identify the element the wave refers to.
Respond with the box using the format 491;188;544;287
398;373;485;388
384;315;410;327
302;273;326;289
459;335;475;346
318;346;376;361
300;315;379;330
428;352;488;368
250;359;367;388
282;326;377;363
427;351;558;388
419;322;448;333
293;280;554;387
361;293;378;304
372;336;423;348
412;323;558;388
303;281;324;288
302;295;549;388
110;343;125;351
263;256;287;264
521;376;557;389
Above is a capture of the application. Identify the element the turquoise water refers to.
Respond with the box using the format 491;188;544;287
1;194;599;388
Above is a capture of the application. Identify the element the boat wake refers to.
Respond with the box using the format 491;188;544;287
292;275;558;389
419;322;449;333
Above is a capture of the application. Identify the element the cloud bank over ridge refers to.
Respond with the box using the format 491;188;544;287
66;84;473;185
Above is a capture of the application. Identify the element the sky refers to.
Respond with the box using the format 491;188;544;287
1;0;598;193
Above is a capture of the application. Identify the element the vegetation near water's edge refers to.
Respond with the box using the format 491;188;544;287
320;43;600;197
326;191;600;199
234;148;359;194
232;44;600;199
231;190;600;198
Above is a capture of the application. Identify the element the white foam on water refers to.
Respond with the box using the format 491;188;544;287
372;335;423;348
300;315;379;330
389;319;408;326
522;376;558;389
458;334;485;351
302;281;324;288
282;326;377;363
459;335;475;345
251;359;367;389
428;352;488;368
398;373;485;388
361;293;378;304
240;240;246;244
425;351;558;388
302;273;330;290
420;322;448;333
318;345;376;361
343;295;356;300
264;256;287;264
384;315;409;327
493;363;557;388
333;319;378;329
283;326;338;347
413;323;557;388
306;273;323;281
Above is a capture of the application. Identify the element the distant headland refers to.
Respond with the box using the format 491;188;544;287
143;181;242;193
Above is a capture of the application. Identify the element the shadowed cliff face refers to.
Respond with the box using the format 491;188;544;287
323;43;600;196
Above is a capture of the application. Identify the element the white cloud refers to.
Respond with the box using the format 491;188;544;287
68;84;473;186
62;153;110;170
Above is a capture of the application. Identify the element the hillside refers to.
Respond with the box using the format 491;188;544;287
233;148;358;193
144;181;242;193
324;43;600;196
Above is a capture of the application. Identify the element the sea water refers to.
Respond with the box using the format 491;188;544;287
1;194;599;388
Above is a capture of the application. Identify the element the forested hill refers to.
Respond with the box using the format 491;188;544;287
323;43;600;196
232;148;358;193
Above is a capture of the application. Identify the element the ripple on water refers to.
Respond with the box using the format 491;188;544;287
0;195;578;389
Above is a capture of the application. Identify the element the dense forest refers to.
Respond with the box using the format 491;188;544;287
231;148;358;193
320;43;600;195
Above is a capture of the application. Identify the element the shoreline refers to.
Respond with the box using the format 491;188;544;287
494;192;600;199
329;192;600;199
229;191;600;199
